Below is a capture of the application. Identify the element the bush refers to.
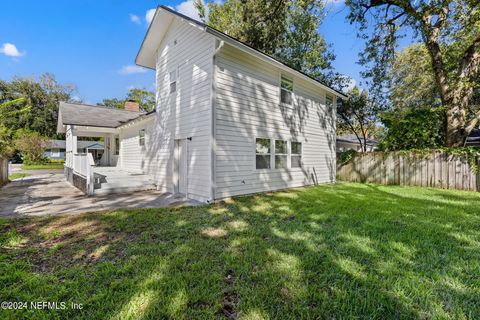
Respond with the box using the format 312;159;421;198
379;107;444;151
13;129;49;164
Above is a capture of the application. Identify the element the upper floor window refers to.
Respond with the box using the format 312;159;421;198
280;75;293;105
169;70;177;94
256;138;271;169
139;129;145;146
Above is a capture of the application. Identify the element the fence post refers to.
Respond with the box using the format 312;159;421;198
86;153;95;196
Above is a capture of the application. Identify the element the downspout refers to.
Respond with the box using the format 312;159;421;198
210;39;224;203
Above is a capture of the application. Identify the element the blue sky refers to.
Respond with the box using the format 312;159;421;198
0;0;366;104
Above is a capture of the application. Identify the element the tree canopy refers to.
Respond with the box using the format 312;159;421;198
0;73;75;138
99;88;155;112
345;0;480;146
196;0;344;88
337;87;380;152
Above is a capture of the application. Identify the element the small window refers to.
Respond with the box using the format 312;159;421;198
115;138;120;155
51;148;60;157
139;129;145;146
275;140;287;169
280;75;293;105
291;142;302;168
256;138;271;169
169;70;177;94
326;94;333;108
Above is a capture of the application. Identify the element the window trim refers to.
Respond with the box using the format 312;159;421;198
255;138;271;170
169;69;177;94
291;141;303;168
280;74;293;105
274;140;288;169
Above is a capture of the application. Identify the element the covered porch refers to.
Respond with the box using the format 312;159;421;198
57;101;155;195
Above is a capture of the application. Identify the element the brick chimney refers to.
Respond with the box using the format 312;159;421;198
124;100;140;112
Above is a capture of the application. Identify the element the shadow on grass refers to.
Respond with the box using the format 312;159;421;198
1;183;479;319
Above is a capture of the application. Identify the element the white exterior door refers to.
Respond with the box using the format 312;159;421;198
176;139;187;195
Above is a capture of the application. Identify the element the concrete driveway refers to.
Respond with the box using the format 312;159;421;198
0;171;199;218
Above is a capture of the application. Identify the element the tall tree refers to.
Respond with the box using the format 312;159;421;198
389;44;441;109
346;0;480;147
99;88;155;112
0;73;75;138
337;87;379;152
196;0;342;87
0;98;28;157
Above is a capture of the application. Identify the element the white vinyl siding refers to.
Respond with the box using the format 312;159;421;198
214;44;336;199
119;118;154;174
150;18;215;201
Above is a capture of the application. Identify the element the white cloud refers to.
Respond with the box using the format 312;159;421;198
130;14;141;24
118;65;148;75
145;8;156;25
176;0;202;21
0;43;25;57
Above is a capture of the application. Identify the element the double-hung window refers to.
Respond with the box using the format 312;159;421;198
169;70;177;94
291;142;302;168
275;140;287;169
256;138;271;169
139;129;145;146
280;75;293;105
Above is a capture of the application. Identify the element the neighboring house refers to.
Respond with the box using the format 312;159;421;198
466;129;480;146
336;135;378;153
45;140;104;162
57;6;345;201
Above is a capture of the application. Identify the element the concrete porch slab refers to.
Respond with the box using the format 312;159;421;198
0;172;201;218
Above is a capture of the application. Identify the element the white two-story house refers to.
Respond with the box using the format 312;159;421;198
57;5;345;202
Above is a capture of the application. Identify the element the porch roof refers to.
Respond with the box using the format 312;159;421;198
57;102;144;133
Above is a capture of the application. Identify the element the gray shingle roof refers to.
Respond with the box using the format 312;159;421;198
337;135;378;145
58;102;144;128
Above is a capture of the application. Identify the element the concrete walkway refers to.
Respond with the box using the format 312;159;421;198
0;171;200;218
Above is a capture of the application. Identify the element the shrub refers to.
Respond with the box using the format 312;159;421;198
14;129;49;164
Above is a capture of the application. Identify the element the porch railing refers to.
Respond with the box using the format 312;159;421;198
69;153;95;195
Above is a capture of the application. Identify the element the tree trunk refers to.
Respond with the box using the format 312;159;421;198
445;103;467;147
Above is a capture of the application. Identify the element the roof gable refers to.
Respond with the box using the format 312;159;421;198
136;5;347;99
56;102;143;133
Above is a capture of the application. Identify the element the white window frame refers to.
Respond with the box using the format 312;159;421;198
291;141;303;168
169;69;177;94
274;140;288;169
280;74;293;105
255;138;271;170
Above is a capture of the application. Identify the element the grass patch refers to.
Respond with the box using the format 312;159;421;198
22;163;64;170
1;183;479;319
8;172;29;181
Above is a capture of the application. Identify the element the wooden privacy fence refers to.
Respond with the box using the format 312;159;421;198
337;151;480;191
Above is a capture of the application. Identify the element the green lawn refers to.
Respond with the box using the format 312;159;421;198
1;183;479;319
22;163;64;170
7;172;29;181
